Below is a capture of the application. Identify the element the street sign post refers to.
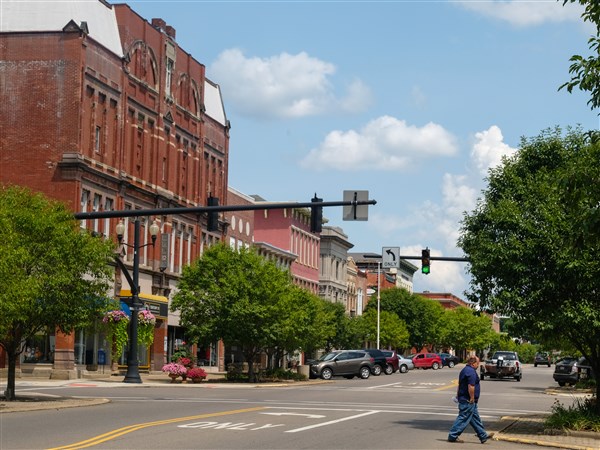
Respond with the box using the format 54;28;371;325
381;247;400;269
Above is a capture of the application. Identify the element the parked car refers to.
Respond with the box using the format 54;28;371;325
363;349;388;375
481;351;522;381
438;352;461;368
553;356;594;386
412;352;442;370
397;354;415;373
380;350;401;374
309;350;374;380
534;352;551;367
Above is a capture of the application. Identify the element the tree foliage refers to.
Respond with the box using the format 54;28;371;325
560;1;600;111
171;243;336;381
439;307;495;355
368;288;444;352
358;308;410;350
458;127;600;405
0;185;115;400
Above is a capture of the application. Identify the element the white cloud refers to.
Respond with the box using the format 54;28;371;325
471;125;517;175
300;116;458;171
208;49;371;119
457;0;583;27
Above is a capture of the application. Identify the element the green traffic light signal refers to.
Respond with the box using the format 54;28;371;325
421;248;431;275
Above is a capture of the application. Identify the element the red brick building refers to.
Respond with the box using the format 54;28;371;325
0;1;229;376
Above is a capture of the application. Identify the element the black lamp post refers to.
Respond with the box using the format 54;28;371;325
116;218;159;383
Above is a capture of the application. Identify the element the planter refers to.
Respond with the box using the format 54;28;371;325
168;374;180;383
189;376;206;383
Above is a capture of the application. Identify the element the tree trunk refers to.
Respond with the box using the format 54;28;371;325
4;351;18;401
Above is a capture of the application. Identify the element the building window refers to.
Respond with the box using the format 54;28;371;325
95;126;101;153
165;58;174;96
80;189;90;229
103;198;114;237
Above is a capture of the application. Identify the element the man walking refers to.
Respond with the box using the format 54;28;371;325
448;356;492;444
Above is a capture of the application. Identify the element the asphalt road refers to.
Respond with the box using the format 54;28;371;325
0;364;571;450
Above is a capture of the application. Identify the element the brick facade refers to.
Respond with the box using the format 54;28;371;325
0;1;229;375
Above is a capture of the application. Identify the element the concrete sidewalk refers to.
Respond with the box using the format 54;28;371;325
2;376;599;450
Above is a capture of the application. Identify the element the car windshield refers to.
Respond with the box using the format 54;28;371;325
382;351;393;357
494;353;516;360
319;352;340;362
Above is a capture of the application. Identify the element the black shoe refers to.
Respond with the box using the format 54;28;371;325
448;438;464;443
480;432;494;443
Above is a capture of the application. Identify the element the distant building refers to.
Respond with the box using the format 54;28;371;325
318;226;353;307
252;196;320;294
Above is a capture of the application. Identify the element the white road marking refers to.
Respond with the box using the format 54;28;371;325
286;410;379;433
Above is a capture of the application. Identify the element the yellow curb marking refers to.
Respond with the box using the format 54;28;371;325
47;406;266;450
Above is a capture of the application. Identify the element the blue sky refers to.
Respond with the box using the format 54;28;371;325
128;0;598;297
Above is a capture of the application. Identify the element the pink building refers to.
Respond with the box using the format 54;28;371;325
253;197;320;294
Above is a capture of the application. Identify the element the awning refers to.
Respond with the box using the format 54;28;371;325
119;289;168;319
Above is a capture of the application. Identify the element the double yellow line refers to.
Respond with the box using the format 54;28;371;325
48;406;266;449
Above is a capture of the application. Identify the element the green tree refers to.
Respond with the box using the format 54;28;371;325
358;308;410;350
370;288;444;351
172;243;294;382
0;186;115;400
439;307;494;356
560;1;600;111
458;127;600;407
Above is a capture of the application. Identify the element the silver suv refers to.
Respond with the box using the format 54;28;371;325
309;350;374;380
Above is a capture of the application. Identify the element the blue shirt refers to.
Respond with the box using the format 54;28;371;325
457;364;480;403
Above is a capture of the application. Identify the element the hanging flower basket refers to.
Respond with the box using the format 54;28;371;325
137;309;156;348
102;310;130;363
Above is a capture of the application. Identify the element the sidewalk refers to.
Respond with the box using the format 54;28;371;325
2;375;599;450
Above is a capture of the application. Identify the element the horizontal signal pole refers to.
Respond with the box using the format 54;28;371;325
74;199;377;221
401;255;470;263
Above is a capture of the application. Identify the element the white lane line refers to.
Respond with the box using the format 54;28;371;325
286;410;379;433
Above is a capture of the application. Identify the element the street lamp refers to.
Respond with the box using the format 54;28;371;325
116;218;159;383
363;254;381;350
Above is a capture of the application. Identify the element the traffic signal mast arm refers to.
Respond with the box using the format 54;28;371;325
401;255;471;262
73;198;377;220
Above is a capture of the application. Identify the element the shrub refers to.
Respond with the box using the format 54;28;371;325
545;398;600;432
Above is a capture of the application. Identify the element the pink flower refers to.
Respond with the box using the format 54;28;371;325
162;363;187;376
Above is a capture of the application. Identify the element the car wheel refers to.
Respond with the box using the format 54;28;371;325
372;364;383;376
547;363;551;367
515;375;521;382
399;364;408;373
359;366;371;379
384;364;394;375
534;363;537;367
432;362;440;370
321;367;333;380
558;381;565;386
481;372;485;380
448;361;455;368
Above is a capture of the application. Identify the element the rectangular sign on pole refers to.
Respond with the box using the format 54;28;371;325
382;247;400;269
343;190;369;221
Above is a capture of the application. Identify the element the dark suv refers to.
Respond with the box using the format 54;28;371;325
381;350;401;374
363;349;388;375
309;350;374;380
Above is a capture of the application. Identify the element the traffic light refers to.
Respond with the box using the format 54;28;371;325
207;196;219;232
421;248;431;274
310;194;323;233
